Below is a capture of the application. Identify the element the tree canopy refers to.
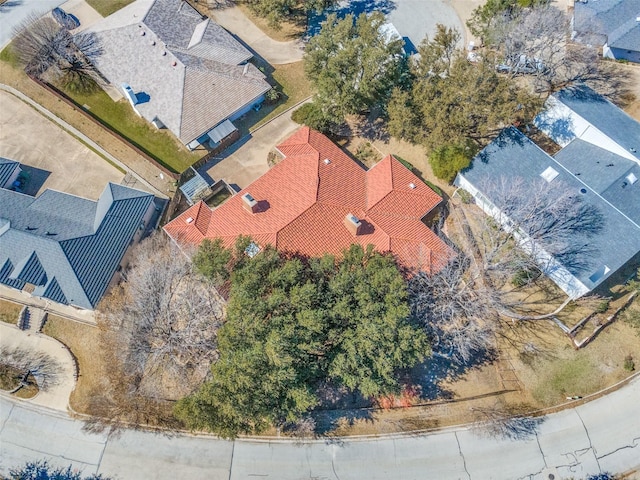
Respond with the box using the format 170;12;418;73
303;12;408;128
176;241;429;437
387;25;541;181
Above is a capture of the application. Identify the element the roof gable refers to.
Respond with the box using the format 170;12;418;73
165;128;453;273
0;182;154;308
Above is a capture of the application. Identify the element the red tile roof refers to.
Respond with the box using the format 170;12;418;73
164;127;453;273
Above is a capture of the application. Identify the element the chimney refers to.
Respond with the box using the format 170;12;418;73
344;213;363;236
242;193;259;214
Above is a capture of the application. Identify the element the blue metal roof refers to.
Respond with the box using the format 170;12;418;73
0;158;20;188
0;182;154;309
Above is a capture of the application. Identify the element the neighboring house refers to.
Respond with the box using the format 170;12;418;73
572;0;640;63
165;127;453;274
86;0;271;149
0;175;157;310
0;158;21;189
454;85;640;298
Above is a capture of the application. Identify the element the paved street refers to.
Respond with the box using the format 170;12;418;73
1;375;638;479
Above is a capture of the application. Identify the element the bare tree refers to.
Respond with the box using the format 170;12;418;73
101;234;223;394
12;12;102;91
0;346;62;391
473;176;605;282
91;234;224;430
409;176;605;364
408;258;499;365
489;5;604;93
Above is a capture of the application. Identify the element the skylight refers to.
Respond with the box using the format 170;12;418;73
626;172;638;185
540;166;559;183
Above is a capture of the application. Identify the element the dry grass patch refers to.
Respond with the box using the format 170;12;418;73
0;300;21;325
41;316;104;414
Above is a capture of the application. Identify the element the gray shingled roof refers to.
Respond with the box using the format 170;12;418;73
457;127;640;293
574;0;640;50
86;0;270;144
0;182;154;309
0;158;20;188
537;85;640;162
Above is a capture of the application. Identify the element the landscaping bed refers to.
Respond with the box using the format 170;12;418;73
0;300;21;325
41;316;104;414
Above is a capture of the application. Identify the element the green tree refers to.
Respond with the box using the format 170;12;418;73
9;460;109;480
429;141;477;183
176;243;429;437
304;12;407;124
467;0;548;43
245;0;337;29
192;238;231;287
388;26;540;151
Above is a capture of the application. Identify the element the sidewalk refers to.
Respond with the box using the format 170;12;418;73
0;286;95;325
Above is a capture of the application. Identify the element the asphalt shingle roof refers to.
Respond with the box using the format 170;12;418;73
86;0;270;144
0;182;154;309
165;127;452;273
574;0;640;50
457;127;640;292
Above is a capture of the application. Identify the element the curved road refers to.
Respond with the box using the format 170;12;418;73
1;376;639;479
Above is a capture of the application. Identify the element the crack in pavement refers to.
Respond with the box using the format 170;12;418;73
1;438;101;470
596;436;640;460
0;401;14;432
454;432;472;480
535;432;548;468
575;409;603;473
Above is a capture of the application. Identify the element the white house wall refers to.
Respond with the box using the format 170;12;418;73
538;98;639;163
454;174;590;299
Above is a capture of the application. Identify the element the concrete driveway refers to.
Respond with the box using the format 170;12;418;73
1;374;639;478
0;0;66;49
212;6;304;65
201;106;305;190
0;90;124;200
59;0;103;33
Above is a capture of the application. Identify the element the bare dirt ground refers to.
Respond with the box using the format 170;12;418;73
0;90;124;199
618;63;640;121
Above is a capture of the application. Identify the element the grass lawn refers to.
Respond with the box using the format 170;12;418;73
245;61;312;131
62;85;201;173
0;363;22;390
85;0;135;17
42;316;104;414
0;300;21;325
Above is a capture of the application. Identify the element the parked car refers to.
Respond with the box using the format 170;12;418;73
496;54;546;75
52;7;80;30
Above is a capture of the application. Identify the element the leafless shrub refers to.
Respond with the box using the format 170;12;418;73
283;416;317;442
0;346;62;391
